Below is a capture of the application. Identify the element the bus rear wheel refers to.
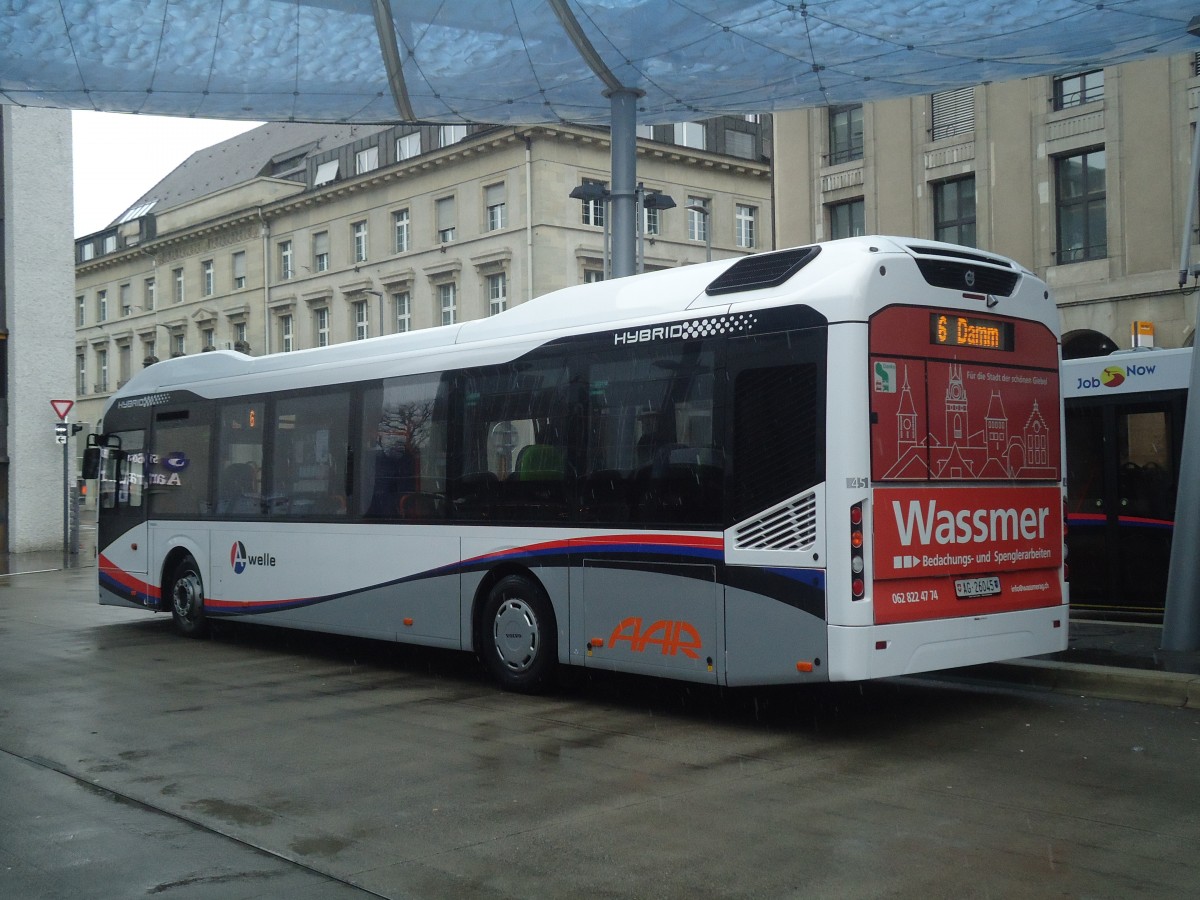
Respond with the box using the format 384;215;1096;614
168;555;208;638
480;575;557;693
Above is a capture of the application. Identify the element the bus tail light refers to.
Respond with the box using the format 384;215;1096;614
850;500;866;600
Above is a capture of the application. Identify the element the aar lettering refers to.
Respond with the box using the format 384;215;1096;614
607;617;702;659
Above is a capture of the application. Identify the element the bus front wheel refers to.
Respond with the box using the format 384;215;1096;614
168;555;208;638
480;575;557;693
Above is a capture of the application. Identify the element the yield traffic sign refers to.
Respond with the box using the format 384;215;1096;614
50;399;74;421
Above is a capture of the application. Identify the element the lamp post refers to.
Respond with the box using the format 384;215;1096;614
686;202;712;262
365;289;385;336
569;181;612;279
638;184;676;273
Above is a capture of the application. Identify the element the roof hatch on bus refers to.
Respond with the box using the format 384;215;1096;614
704;245;821;296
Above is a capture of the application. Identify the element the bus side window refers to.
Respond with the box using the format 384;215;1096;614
361;374;448;519
99;430;146;510
270;390;351;518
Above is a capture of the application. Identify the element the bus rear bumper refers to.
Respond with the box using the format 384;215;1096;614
826;605;1069;681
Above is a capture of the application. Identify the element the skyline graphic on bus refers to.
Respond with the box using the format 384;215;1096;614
873;361;1059;481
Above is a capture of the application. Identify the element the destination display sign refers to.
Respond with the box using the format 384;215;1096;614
930;313;1014;351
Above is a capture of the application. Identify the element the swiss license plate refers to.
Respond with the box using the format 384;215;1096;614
955;576;1001;599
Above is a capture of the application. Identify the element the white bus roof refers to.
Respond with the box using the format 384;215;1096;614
107;235;1047;407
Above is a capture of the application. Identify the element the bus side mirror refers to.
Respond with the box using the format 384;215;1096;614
81;447;102;480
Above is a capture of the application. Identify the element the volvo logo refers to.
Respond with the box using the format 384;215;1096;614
964;269;976;288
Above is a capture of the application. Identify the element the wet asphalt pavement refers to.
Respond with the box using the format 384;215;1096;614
1;551;1199;898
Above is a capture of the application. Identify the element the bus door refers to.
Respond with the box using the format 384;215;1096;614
96;429;150;606
1066;392;1184;616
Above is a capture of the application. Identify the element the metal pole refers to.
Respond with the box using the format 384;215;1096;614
62;420;69;554
608;88;639;279
1162;98;1200;652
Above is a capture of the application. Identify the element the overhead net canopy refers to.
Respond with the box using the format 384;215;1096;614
0;1;1195;124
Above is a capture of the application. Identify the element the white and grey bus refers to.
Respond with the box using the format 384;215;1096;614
89;236;1067;691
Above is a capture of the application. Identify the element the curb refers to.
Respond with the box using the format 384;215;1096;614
935;659;1200;709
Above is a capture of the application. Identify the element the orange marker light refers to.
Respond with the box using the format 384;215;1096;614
796;661;814;673
403;617;414;627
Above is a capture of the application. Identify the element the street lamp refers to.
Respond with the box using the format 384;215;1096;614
570;182;611;279
638;184;676;274
685;202;712;263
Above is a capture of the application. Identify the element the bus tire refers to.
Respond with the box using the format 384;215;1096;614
480;575;557;693
168;555;208;638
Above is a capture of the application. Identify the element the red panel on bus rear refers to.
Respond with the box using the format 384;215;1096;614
869;307;1060;482
872;484;1063;623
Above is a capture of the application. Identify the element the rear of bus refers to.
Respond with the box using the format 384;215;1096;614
830;241;1067;678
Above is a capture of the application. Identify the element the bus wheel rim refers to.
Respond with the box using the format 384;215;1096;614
173;573;202;619
493;597;539;672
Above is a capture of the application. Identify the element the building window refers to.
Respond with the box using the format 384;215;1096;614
77;353;86;395
142;338;156;366
202;327;215;351
828;104;864;165
394;291;411;332
1053;70;1104;111
485;183;507;231
439;124;467;147
392;209;409;253
312;231;330;272
76;295;85;327
97;290;108;322
144;277;156;310
234;322;247;346
313;159;339;187
930;87;975;141
280;314;294;352
96;348;109;392
173;267;184;303
584;269;604;284
355;145;379;174
439;282;457;326
103;234;117;254
352;221;368;263
279;240;294;280
487;272;507;315
687;196;709;242
315;307;330;347
202;259;215;296
580;180;607;227
232;251;246;289
119;283;132;316
172;332;185;357
1056;148;1107;263
725;129;755;159
735;204;757;249
829;198;865;239
436;197;456;243
934;177;976;246
118;344;131;387
353;300;369;340
397;132;421;160
673;122;706;150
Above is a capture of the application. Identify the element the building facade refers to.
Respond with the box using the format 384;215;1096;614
773;54;1200;356
74;119;771;428
2;106;75;553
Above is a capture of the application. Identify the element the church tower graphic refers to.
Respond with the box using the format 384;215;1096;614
874;356;1059;482
896;366;919;452
944;364;967;444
